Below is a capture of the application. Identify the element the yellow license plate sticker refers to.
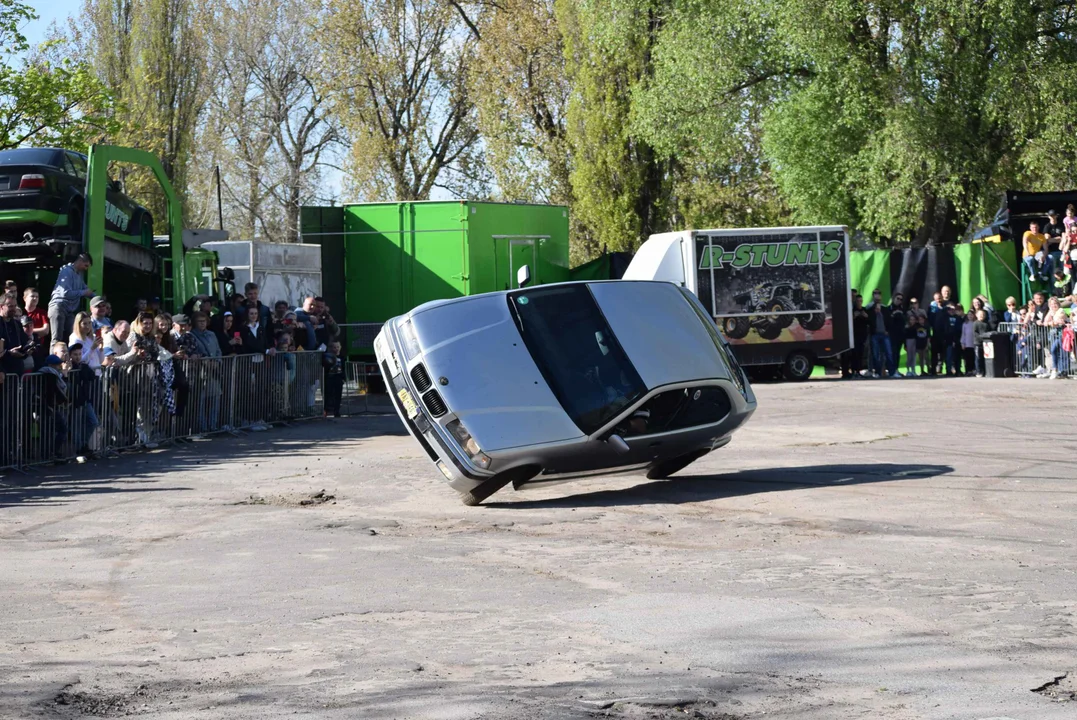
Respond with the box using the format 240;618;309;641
397;388;419;418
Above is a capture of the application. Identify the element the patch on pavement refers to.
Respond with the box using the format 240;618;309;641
1032;672;1076;702
588;698;741;719
234;489;336;507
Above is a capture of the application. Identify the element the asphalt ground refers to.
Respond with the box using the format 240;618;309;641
1;377;1075;719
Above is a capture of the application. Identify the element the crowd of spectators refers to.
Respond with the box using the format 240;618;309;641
842;283;1077;380
1;253;349;465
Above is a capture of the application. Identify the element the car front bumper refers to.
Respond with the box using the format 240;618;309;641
374;323;496;495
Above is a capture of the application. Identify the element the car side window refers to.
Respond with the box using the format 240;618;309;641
66;152;88;180
612;386;732;438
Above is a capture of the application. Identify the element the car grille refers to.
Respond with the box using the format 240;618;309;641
422;389;447;417
410;363;432;393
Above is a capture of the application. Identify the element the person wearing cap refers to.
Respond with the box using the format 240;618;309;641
66;341;99;454
48;252;95;347
89;295;112;332
36;352;70;455
170;314;198;358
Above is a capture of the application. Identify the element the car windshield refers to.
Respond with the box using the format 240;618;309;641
0;148;60;166
509;284;645;435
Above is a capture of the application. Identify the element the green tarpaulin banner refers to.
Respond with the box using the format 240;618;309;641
953;241;1021;310
569;255;610;282
849;249;891;300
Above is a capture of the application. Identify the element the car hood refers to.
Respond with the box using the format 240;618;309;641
408;295;585;451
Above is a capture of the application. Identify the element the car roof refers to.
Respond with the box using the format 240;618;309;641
408;280;660;317
0;147;66;165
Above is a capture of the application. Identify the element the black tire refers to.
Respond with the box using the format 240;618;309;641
460;478;512;506
139;214;154;246
67;204;83;244
783;351;814;381
459;465;540;506
757;321;782;340
771;298;796;328
646;448;711;480
798;302;826;331
723;316;749;339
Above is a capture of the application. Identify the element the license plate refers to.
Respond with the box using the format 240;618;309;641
397;388;419;418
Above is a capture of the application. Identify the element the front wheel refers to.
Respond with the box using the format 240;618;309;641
757;321;783;340
783;351;815;381
458;465;540;506
646;448;711;480
723;316;750;339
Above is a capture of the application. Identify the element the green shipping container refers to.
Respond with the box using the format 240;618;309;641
300;201;570;354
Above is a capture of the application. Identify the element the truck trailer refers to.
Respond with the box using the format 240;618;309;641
300;201;570;355
623;226;853;381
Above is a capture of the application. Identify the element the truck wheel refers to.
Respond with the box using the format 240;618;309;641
797;302;826;330
646;448;711;480
757;321;782;340
723;316;749;339
783;351;814;381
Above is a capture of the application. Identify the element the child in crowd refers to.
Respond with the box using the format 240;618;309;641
914;314;929;374
323;340;345;418
972;309;990;377
904;313;919;376
961;308;977;375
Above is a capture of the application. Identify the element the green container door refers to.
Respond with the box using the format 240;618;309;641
465;202;570;294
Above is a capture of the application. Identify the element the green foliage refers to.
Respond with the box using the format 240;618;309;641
558;0;672;256
0;3;117;150
634;0;1077;245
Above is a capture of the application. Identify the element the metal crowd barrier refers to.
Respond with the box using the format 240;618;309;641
997;321;1077;378
0;351;333;472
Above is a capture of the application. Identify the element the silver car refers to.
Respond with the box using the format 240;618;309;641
374;278;757;505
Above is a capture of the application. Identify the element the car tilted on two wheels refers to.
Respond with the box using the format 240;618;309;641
375;279;757;505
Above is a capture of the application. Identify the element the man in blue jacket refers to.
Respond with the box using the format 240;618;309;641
47;253;95;346
866;289;894;378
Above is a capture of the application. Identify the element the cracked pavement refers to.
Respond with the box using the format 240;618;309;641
1;377;1075;718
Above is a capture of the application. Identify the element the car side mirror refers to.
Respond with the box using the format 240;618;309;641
517;265;531;288
606;434;630;454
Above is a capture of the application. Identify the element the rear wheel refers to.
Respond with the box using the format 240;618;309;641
783;350;815;381
798;302;826;331
646;448;711;480
67;205;83;244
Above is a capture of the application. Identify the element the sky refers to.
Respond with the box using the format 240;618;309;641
22;0;81;47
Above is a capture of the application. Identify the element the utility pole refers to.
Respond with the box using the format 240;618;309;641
215;165;224;231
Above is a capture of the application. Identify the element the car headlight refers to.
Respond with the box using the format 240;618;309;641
398;319;422;360
446;419;492;469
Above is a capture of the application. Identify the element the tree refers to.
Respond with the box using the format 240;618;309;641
197;0;339;241
557;0;673;257
74;0;209;224
0;2;117;150
633;0;1077;245
320;0;485;201
469;0;571;207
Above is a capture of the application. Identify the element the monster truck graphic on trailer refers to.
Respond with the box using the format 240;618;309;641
722;281;826;340
623;226;852;381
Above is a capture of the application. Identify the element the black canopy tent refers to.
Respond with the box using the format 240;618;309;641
971;190;1077;242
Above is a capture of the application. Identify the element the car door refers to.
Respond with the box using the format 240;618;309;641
602;384;734;465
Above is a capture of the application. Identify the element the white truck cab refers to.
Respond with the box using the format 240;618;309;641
624;226;853;381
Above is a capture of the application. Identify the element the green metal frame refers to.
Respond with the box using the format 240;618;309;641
84;144;184;309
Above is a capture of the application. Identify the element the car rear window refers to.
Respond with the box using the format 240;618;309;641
508;284;645;435
0;148;60;166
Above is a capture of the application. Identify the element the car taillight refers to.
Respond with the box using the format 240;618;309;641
18;174;45;190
